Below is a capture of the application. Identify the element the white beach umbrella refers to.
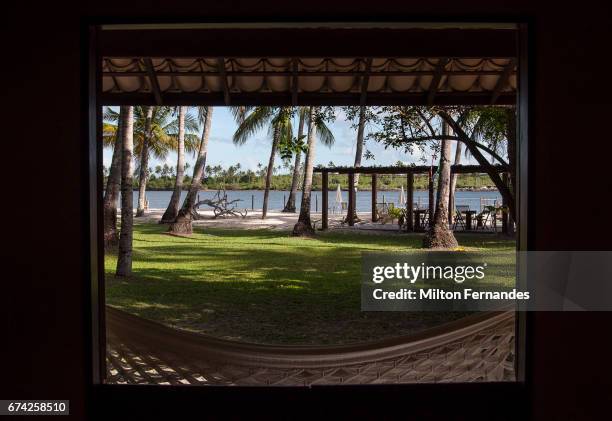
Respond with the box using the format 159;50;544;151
334;185;343;213
399;185;406;206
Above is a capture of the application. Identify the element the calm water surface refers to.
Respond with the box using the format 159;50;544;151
121;189;502;213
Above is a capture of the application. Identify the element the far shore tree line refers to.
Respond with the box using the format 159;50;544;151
102;163;498;192
103;104;516;277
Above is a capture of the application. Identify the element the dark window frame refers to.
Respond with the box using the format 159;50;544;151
85;20;531;418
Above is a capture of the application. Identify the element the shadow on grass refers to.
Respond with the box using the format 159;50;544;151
106;224;514;345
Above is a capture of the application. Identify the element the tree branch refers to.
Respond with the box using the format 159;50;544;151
437;109;515;221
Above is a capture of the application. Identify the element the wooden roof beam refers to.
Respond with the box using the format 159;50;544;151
490;59;516;105
314;164;506;175
99;91;516;106
291;58;298;106
103;58;121;94
217;57;231;106
426;57;450;106
105;69;515;77
143;58;163;105
359;58;373;106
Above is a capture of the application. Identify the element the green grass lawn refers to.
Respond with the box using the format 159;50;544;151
105;224;515;345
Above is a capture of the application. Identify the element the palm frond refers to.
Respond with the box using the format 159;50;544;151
183;133;201;155
233;106;275;145
183;113;200;134
315;118;335;146
102;122;118;148
230;106;254;124
103;107;119;122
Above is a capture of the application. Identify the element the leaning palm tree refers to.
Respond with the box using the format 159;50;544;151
341;105;377;222
293;107;335;236
135;106;154;217
160;107;200;223
103;106;177;217
232;106;293;219
170;106;214;234
116;106;135;276
133;106;176;216
283;107;308;213
350;105;367;223
102;107;124;247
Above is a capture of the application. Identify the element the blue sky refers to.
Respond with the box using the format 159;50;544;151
103;107;478;173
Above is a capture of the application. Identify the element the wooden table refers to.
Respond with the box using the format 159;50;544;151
413;209;427;232
464;210;477;230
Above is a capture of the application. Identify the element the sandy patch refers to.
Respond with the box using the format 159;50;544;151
133;209;404;233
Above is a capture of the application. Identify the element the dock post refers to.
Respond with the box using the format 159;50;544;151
428;169;435;227
322;171;329;230
348;172;355;226
407;172;414;232
371;173;378;222
502;172;509;234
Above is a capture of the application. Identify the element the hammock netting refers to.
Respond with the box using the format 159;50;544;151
106;307;515;386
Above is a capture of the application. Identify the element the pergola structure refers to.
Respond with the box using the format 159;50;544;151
315;165;509;232
98;25;517;107
101;56;516;106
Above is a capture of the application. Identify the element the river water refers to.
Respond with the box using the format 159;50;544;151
124;189;502;212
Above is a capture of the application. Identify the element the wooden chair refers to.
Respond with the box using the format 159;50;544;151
477;206;496;230
453;205;470;230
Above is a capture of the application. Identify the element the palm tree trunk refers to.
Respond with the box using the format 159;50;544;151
423;125;458;249
293;107;317;236
103;107;123;247
283;110;306;213
170;107;214;234
449;139;463;215
354;105;366;186
347;105;366;222
136;106;154;217
161;106;186;223
116;106;134;276
262;124;281;219
450;141;463;198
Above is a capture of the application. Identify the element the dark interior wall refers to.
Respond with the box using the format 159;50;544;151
6;1;611;420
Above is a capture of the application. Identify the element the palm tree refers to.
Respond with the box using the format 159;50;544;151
116;106;134;276
135;106;154;216
170;106;214;234
283;107;307;213
102;107;123;247
449;137;463;223
353;105;367;184
160;107;200;223
104;106;177;217
343;105;376;222
423;121;458;248
233;106;293;219
293;107;335;236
